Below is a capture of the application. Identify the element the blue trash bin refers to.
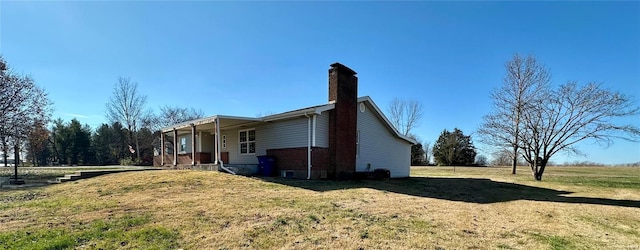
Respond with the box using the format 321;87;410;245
257;155;276;176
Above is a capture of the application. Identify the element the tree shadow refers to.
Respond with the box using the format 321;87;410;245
261;177;640;208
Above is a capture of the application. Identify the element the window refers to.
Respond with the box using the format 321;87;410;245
239;129;255;154
222;135;227;148
180;137;187;152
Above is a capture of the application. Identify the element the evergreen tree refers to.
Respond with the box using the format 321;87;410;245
433;128;476;166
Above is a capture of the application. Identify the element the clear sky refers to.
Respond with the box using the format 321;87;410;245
1;1;639;164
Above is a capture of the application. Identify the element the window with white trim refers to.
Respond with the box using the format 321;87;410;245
180;137;187;152
222;135;227;148
239;129;256;154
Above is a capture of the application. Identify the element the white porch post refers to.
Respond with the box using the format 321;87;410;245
173;128;178;166
214;133;219;164
215;117;221;164
191;124;196;165
160;132;165;165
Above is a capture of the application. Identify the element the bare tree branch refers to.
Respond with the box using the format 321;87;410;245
518;81;640;180
0;56;52;167
106;77;147;160
478;54;550;174
388;98;424;136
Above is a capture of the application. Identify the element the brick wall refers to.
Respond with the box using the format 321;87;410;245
266;147;330;179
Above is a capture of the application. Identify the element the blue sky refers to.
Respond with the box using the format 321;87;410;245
2;1;639;164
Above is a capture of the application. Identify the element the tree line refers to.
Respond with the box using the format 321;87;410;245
1;56;203;167
3;53;638;179
26;119;158;166
390;54;639;181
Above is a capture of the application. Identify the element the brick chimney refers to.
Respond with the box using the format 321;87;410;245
328;62;358;179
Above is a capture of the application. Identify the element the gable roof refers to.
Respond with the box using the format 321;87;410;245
357;96;417;144
160;97;416;145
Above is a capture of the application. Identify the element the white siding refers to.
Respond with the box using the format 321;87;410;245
177;132;214;154
218;117;312;164
314;112;330;147
220;129;256;164
258;117;309;154
356;102;411;178
200;133;214;153
177;134;192;153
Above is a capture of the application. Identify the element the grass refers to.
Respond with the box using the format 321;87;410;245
0;166;124;184
0;165;639;249
0;214;179;249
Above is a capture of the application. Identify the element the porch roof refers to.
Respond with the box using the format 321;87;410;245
159;103;336;133
159;115;262;133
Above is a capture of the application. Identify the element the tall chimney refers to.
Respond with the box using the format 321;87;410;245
328;62;358;179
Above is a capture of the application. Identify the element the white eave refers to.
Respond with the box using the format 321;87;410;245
261;103;335;122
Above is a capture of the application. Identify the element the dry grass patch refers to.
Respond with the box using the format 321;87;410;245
0;166;639;249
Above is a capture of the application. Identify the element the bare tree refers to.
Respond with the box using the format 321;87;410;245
0;56;52;168
142;105;204;132
106;77;147;160
518;82;639;180
490;149;514;166
388;98;424;136
478;54;550;174
141;105;205;153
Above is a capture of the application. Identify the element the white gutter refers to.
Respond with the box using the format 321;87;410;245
305;113;312;179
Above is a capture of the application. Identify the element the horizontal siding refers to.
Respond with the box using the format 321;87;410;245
219;117;310;164
315;112;329;147
258;117;309;155
220;128;257;164
356;101;411;178
173;112;331;165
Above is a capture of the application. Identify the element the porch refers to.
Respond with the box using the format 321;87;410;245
154;115;261;168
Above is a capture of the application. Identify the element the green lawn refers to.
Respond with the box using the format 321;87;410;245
1;166;639;249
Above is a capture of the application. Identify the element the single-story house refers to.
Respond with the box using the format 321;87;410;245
155;63;416;178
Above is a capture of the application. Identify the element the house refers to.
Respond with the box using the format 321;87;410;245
155;63;416;178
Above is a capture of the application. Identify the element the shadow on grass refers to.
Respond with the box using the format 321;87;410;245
262;177;640;208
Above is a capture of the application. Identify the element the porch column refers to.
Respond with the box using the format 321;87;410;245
215;117;221;164
191;124;196;165
160;132;165;165
214;132;219;164
173;128;178;166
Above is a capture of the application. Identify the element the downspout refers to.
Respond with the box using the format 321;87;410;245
305;113;312;179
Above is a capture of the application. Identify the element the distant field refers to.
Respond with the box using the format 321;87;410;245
0;166;638;249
